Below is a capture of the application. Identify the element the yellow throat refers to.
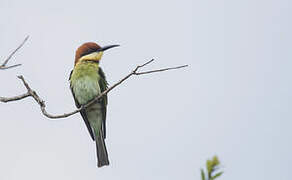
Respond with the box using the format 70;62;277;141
79;51;104;62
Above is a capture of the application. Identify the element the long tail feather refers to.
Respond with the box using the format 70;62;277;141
96;132;109;167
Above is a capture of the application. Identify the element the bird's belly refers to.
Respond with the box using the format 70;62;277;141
73;76;101;105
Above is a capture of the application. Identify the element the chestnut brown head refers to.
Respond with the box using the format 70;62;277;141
75;42;119;65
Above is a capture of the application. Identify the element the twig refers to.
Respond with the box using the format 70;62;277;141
0;36;29;70
0;59;188;119
135;65;188;75
0;92;30;102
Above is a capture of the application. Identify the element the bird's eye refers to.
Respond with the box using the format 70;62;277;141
81;48;97;57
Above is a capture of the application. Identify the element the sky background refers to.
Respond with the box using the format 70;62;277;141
0;0;291;179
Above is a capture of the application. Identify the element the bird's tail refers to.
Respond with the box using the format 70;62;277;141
96;132;109;167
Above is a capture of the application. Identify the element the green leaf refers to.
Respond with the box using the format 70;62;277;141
211;156;220;166
200;169;206;180
211;171;223;180
201;156;223;180
206;159;212;173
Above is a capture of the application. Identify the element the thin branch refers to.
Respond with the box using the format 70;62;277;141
0;64;22;70
135;65;188;75
0;59;188;119
0;92;30;103
0;36;29;70
137;59;154;68
2;36;29;66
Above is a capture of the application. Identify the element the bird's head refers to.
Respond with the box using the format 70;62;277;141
75;42;119;65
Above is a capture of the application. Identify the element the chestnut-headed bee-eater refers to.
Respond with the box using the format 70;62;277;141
69;42;119;167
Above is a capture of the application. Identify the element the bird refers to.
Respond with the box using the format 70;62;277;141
69;42;119;167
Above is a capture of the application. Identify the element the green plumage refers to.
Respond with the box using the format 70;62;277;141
69;61;109;167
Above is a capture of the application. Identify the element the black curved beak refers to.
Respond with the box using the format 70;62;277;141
99;45;120;52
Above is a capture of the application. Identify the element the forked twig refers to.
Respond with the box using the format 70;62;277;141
0;36;29;70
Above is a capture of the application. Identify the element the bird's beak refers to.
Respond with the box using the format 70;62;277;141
99;45;120;52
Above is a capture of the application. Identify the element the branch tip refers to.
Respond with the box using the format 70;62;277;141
138;59;155;68
0;36;29;70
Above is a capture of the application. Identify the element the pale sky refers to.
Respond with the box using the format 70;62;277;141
0;0;291;180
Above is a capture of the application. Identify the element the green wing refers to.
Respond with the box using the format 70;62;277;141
69;70;95;140
98;67;108;139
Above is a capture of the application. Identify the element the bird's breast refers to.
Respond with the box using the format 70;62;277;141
70;63;101;105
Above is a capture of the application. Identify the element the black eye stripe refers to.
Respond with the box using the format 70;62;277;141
81;48;98;57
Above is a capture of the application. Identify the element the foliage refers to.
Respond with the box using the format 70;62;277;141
200;156;223;180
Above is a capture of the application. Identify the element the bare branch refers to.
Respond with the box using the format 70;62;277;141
0;64;22;70
135;65;188;75
137;59;154;68
0;59;188;119
0;92;30;103
0;36;29;70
